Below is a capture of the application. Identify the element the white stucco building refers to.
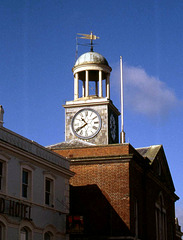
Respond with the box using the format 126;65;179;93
0;114;74;240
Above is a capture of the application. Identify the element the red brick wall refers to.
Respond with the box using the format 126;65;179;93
53;144;177;239
53;144;134;159
70;161;131;229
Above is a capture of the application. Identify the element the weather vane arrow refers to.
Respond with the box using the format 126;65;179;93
77;31;99;52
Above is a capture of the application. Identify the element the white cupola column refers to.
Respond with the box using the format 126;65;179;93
74;73;79;100
106;74;110;99
99;70;103;97
0;105;4;127
85;70;89;97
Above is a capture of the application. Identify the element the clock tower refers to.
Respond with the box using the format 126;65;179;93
63;35;120;145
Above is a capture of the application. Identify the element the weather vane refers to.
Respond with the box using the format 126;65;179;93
75;31;99;61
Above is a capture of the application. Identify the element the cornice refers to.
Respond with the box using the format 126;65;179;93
70;154;133;165
0;140;74;179
63;99;120;115
0;126;70;169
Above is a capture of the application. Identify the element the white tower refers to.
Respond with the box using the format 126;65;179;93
63;33;120;145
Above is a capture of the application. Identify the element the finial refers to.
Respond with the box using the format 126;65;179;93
76;31;99;52
0;105;4;127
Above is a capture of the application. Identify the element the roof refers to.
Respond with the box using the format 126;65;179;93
74;51;109;66
47;139;96;149
136;145;162;163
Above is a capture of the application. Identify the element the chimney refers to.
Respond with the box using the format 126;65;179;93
0;105;4;127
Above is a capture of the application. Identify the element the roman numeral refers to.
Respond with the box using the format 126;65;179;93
92;116;97;120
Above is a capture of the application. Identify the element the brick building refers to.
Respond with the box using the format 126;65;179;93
48;34;181;240
49;142;179;240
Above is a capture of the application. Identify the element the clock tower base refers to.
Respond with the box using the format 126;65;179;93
63;97;120;145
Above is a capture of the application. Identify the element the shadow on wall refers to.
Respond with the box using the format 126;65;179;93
69;184;130;238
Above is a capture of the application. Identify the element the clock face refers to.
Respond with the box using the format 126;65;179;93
71;108;102;139
110;113;116;141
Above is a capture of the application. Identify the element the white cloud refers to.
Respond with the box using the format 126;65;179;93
112;64;179;118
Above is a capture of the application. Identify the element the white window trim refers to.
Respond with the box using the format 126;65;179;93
19;220;34;240
44;172;55;208
20;164;34;201
0;153;10;194
20;226;32;240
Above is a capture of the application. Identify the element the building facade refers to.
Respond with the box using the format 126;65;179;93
0;124;74;240
48;38;180;239
50;143;179;240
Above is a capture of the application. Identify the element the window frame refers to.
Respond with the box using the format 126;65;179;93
44;173;55;207
21;165;33;201
44;231;53;240
0;222;5;240
20;226;32;240
43;226;56;240
22;169;29;198
0;153;9;193
45;178;53;206
155;193;167;240
0;162;3;191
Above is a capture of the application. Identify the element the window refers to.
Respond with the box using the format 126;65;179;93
22;169;32;199
0;162;2;191
0;160;7;193
45;178;53;206
22;170;28;198
20;227;28;240
155;194;167;240
0;154;9;193
0;223;4;240
44;172;55;207
20;227;31;240
44;231;53;240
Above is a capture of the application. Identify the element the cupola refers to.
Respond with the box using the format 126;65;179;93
72;51;112;100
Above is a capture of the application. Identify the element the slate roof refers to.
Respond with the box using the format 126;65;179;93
47;139;95;149
136;145;162;164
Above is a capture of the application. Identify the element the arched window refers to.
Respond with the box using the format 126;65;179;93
44;231;53;240
20;227;31;240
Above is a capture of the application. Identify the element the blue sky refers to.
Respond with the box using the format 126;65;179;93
1;0;183;227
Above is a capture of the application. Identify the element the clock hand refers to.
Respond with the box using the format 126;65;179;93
81;118;87;123
75;123;87;132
